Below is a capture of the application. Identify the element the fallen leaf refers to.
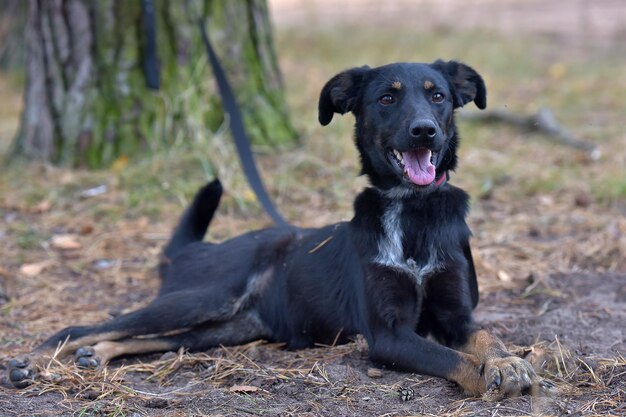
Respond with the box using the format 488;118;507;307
574;192;593;208
136;216;150;230
20;260;52;276
242;189;257;203
548;63;567;80
31;199;52;213
367;367;382;378
79;223;95;235
229;385;260;393
80;185;108;199
51;234;82;250
497;270;512;282
111;155;128;172
538;195;555;206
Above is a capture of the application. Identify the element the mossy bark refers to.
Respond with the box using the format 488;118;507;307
12;0;296;168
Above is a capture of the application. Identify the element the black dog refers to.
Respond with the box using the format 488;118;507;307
9;60;549;399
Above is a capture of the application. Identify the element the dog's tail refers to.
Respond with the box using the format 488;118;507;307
159;179;223;277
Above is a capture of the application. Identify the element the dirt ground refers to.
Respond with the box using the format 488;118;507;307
1;0;626;416
1;266;625;416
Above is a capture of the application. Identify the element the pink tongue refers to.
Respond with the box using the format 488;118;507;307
402;149;436;186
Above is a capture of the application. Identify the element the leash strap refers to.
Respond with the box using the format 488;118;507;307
198;19;288;227
140;0;160;90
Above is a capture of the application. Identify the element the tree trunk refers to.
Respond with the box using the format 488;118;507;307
0;0;27;70
12;0;297;168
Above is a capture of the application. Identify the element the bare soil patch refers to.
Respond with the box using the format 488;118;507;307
0;265;624;416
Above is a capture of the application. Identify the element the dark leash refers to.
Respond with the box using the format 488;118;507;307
197;19;288;227
140;0;288;226
140;0;160;90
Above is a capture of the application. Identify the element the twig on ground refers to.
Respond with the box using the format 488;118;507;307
461;107;601;159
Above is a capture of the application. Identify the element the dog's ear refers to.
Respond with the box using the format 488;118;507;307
433;60;487;110
318;66;370;126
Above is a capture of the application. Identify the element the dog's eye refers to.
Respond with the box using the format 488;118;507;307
432;92;445;103
379;95;396;105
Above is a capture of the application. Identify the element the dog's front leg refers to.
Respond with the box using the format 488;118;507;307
369;326;486;396
457;329;553;399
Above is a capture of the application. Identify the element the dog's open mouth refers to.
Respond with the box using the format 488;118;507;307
389;148;437;186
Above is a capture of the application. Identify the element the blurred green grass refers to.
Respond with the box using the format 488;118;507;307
276;25;626;205
1;25;625;228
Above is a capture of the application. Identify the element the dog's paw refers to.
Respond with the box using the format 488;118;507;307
8;356;36;388
482;356;554;400
75;346;100;369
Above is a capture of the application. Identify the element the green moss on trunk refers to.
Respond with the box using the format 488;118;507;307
13;0;296;169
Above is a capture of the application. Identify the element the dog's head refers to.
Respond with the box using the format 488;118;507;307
318;61;486;195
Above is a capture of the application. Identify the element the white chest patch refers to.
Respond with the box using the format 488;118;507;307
373;201;441;285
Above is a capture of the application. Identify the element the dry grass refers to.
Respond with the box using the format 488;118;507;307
9;338;625;416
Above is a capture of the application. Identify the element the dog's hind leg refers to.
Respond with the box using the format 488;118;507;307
73;311;271;368
44;289;235;348
9;288;240;387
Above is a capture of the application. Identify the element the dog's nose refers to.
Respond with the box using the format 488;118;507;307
409;120;437;140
